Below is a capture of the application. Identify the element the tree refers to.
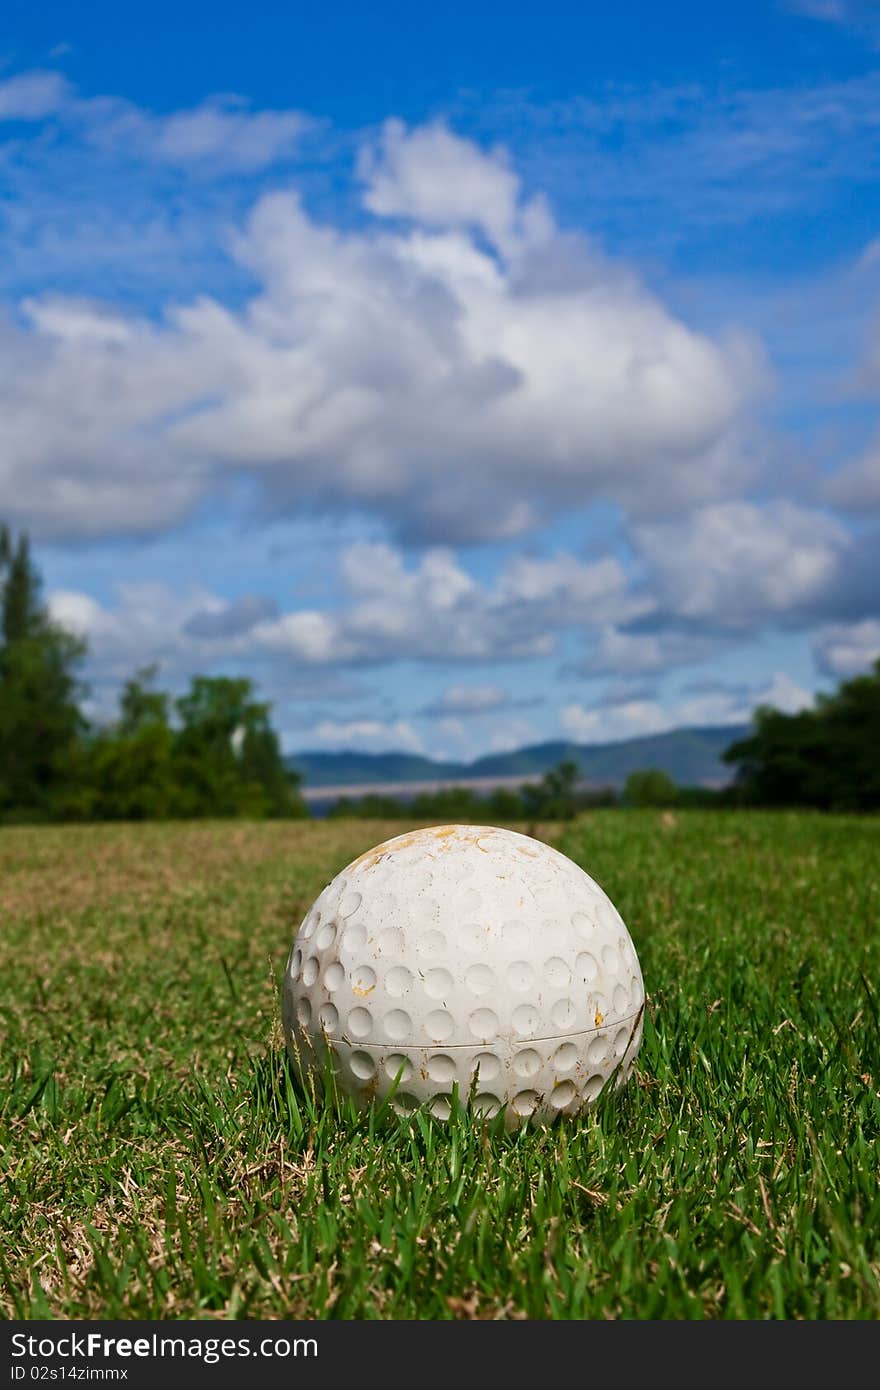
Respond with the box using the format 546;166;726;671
410;786;482;821
521;759;581;821
724;659;880;811
624;768;679;808
76;666;176;821
485;786;526;820
1;528;43;645
0;525;86;818
173;675;305;818
118;664;170;735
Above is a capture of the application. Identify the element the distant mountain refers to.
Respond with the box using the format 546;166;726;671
287;750;471;789
287;724;750;794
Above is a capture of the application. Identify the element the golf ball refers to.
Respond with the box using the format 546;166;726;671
282;824;645;1127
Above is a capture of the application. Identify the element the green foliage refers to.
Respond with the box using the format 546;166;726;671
78;671;309;822
724;658;880;810
173;675;289;818
410;786;482;820
0;524;86;819
1;528;43;645
118;664;170;735
326;763;618;822
518;759;616;821
624;767;680;807
675;783;734;809
522;758;581;820
484;786;527;819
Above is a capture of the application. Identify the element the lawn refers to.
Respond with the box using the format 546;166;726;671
0;811;878;1319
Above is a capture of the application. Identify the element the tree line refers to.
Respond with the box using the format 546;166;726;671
2;522;878;822
326;761;619;824
722;663;880;812
324;765;726;821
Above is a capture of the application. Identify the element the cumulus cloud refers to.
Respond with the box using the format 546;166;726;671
0;296;219;540
250;542;633;665
570;626;716;677
748;672;816;714
633;501;848;627
358;119;553;259
561;672;812;745
48;582;222;682
561;698;675;744
47;580;375;731
43;542;636;732
2;117;757;546
48;516;863;716
813;619;880;676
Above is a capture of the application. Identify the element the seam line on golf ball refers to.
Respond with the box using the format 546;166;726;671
314;1006;644;1048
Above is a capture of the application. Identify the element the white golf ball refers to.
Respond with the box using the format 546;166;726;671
282;824;645;1128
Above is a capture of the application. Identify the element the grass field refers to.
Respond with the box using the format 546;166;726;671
1;810;878;1320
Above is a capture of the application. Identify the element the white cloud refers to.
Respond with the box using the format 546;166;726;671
307;717;424;754
561;699;674;744
46;579;371;730
47;521;852;714
0;70;70;120
47;582;221;681
42;543;634;725
419;684;511;717
48;589;106;638
82;95;310;172
813;619;880;676
22;295;134;345
584;626;714;675
561;672;813;744
634;501;847;625
250;542;631;665
358;119;553;259
486;716;541;754
0;66;309;171
1;294;225;540
751;672;815;713
256;611;342;664
2;120;756;546
496;553;641;613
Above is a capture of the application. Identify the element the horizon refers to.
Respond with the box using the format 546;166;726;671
287;717;752;763
3;2;880;762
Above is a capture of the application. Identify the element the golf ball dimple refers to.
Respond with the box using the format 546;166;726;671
282;823;645;1129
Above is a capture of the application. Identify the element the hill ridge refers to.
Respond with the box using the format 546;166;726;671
287;723;749;792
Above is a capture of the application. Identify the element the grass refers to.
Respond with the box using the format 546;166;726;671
0;810;878;1320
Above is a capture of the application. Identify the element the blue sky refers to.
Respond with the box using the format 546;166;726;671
2;1;880;760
